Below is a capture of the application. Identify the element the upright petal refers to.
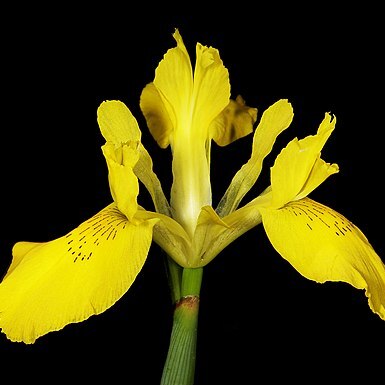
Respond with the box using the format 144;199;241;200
260;198;385;321
217;100;293;217
270;113;336;208
140;83;174;149
0;204;158;343
191;39;230;141
98;99;170;214
146;29;193;146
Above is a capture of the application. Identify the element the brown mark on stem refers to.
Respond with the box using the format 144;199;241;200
176;295;200;310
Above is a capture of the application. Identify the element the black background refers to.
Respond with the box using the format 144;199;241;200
1;4;384;383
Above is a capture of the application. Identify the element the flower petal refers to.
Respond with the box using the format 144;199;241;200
135;143;171;215
136;207;191;267
270;112;336;207
193;204;263;267
260;197;385;321
141;29;230;147
140;83;174;149
102;142;139;220
210;95;257;146
142;29;193;147
97;100;141;145
217;99;293;217
191;38;230;140
0;204;158;343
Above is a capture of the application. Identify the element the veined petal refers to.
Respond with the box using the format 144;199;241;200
210;95;258;146
102;142;139;220
191;38;230;141
97;100;141;145
97;99;170;213
295;157;339;201
140;83;174;149
136;208;191;267
192;204;263;267
0;204;158;344
270;112;336;208
217;99;293;217
191;206;229;266
260;198;385;321
145;29;193;146
141;29;230;146
135;143;171;215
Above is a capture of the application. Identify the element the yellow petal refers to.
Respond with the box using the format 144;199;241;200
140;83;174;148
193;204;263;267
210;95;258;146
191;39;230;140
146;29;193;145
97;100;141;145
0;204;158;343
270;112;336;208
295;158;339;201
260;198;385;321
135;143;171;215
136;207;191;267
141;28;230;147
217;99;293;217
191;206;229;266
102;142;139;220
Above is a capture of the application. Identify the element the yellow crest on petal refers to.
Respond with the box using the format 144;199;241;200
270;112;337;208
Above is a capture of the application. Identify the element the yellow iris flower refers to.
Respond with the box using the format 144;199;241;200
0;28;384;356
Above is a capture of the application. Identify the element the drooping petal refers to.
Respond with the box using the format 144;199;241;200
210;95;257;146
0;204;158;344
97;100;141;145
260;197;385;321
217;99;293;217
270;113;336;208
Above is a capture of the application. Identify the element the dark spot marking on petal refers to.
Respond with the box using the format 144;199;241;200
69;205;128;263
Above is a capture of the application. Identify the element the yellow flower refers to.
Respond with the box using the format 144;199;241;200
0;28;384;347
220;112;385;321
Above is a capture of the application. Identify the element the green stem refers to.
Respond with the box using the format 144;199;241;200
165;255;182;304
161;268;203;385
